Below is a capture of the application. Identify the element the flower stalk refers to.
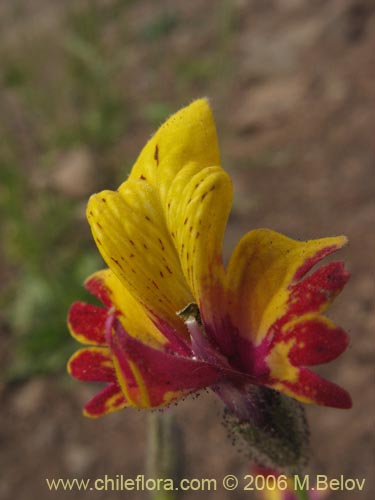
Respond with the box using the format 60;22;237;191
147;412;184;500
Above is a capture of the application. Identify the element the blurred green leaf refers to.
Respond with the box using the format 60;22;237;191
2;60;30;88
140;11;178;41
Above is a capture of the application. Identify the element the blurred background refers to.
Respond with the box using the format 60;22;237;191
0;0;373;499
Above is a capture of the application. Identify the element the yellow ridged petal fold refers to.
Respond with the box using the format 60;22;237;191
87;186;192;335
164;164;232;323
87;99;232;332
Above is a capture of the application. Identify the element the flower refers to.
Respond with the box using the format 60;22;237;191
68;99;351;419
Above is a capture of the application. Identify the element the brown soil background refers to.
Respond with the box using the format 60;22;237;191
0;1;374;499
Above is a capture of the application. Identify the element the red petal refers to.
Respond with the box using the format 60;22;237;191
287;317;349;366
68;347;116;382
68;302;107;345
109;319;222;408
85;274;112;307
83;383;127;417
279;368;352;409
288;261;349;316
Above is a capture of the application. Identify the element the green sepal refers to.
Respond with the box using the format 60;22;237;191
222;385;310;475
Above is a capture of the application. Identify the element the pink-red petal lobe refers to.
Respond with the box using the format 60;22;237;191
286;318;349;366
85;273;113;307
68;302;107;345
271;368;352;409
68;347;116;383
108;319;223;408
83;383;128;418
287;261;350;317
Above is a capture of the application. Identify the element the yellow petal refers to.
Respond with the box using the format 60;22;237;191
88;99;231;331
87;185;192;334
125;98;232;306
128;98;221;205
126;98;232;316
86;269;173;348
225;228;347;344
165;164;232;326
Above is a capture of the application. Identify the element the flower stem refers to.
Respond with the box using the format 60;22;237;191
147;412;183;500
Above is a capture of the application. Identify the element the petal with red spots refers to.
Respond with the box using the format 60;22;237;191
286;316;349;367
83;269;189;353
68;347;116;382
225;229;348;345
285;261;349;318
68;302;107;346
